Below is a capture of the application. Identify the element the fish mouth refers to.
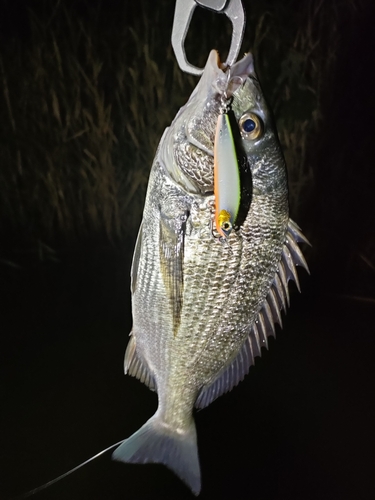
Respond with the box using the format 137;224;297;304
185;50;255;157
160;50;256;195
227;51;256;96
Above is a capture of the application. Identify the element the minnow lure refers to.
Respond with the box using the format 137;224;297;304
214;111;240;238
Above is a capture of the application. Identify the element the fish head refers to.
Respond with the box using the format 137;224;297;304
159;50;226;195
229;54;286;196
160;49;286;198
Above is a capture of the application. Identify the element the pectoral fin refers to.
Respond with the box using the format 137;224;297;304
159;211;189;336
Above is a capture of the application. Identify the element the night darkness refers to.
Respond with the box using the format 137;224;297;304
1;1;375;499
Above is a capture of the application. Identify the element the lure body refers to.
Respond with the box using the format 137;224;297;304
214;112;241;237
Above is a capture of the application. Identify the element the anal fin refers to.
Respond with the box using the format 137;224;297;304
124;335;156;391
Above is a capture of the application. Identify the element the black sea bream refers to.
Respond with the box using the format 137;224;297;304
113;50;309;495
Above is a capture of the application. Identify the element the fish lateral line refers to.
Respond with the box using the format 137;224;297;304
9;439;125;499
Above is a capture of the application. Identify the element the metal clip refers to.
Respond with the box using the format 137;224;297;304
171;0;246;75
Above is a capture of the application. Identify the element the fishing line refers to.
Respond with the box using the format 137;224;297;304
10;439;125;499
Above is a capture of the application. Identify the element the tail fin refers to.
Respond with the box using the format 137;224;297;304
112;413;201;495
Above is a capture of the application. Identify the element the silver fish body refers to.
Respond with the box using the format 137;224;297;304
113;51;309;495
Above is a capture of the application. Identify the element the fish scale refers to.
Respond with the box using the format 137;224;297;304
113;50;309;495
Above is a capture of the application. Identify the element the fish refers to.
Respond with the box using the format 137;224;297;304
112;49;309;495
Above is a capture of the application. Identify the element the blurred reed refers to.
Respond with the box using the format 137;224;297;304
0;0;341;251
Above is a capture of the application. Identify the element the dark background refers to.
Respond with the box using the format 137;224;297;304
1;1;375;499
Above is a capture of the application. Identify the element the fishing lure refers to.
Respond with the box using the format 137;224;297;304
214;109;241;239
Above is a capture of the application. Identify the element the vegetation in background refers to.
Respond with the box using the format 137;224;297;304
0;0;357;255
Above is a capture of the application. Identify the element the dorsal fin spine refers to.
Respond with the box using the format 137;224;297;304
194;218;310;410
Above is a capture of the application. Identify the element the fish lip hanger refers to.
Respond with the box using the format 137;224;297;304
171;0;246;75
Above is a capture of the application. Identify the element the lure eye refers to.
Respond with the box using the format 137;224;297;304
217;209;233;237
221;220;233;237
239;112;263;140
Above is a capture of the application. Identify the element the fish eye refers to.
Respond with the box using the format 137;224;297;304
239;112;263;140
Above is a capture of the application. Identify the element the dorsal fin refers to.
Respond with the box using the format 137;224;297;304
124;336;156;391
195;218;309;409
